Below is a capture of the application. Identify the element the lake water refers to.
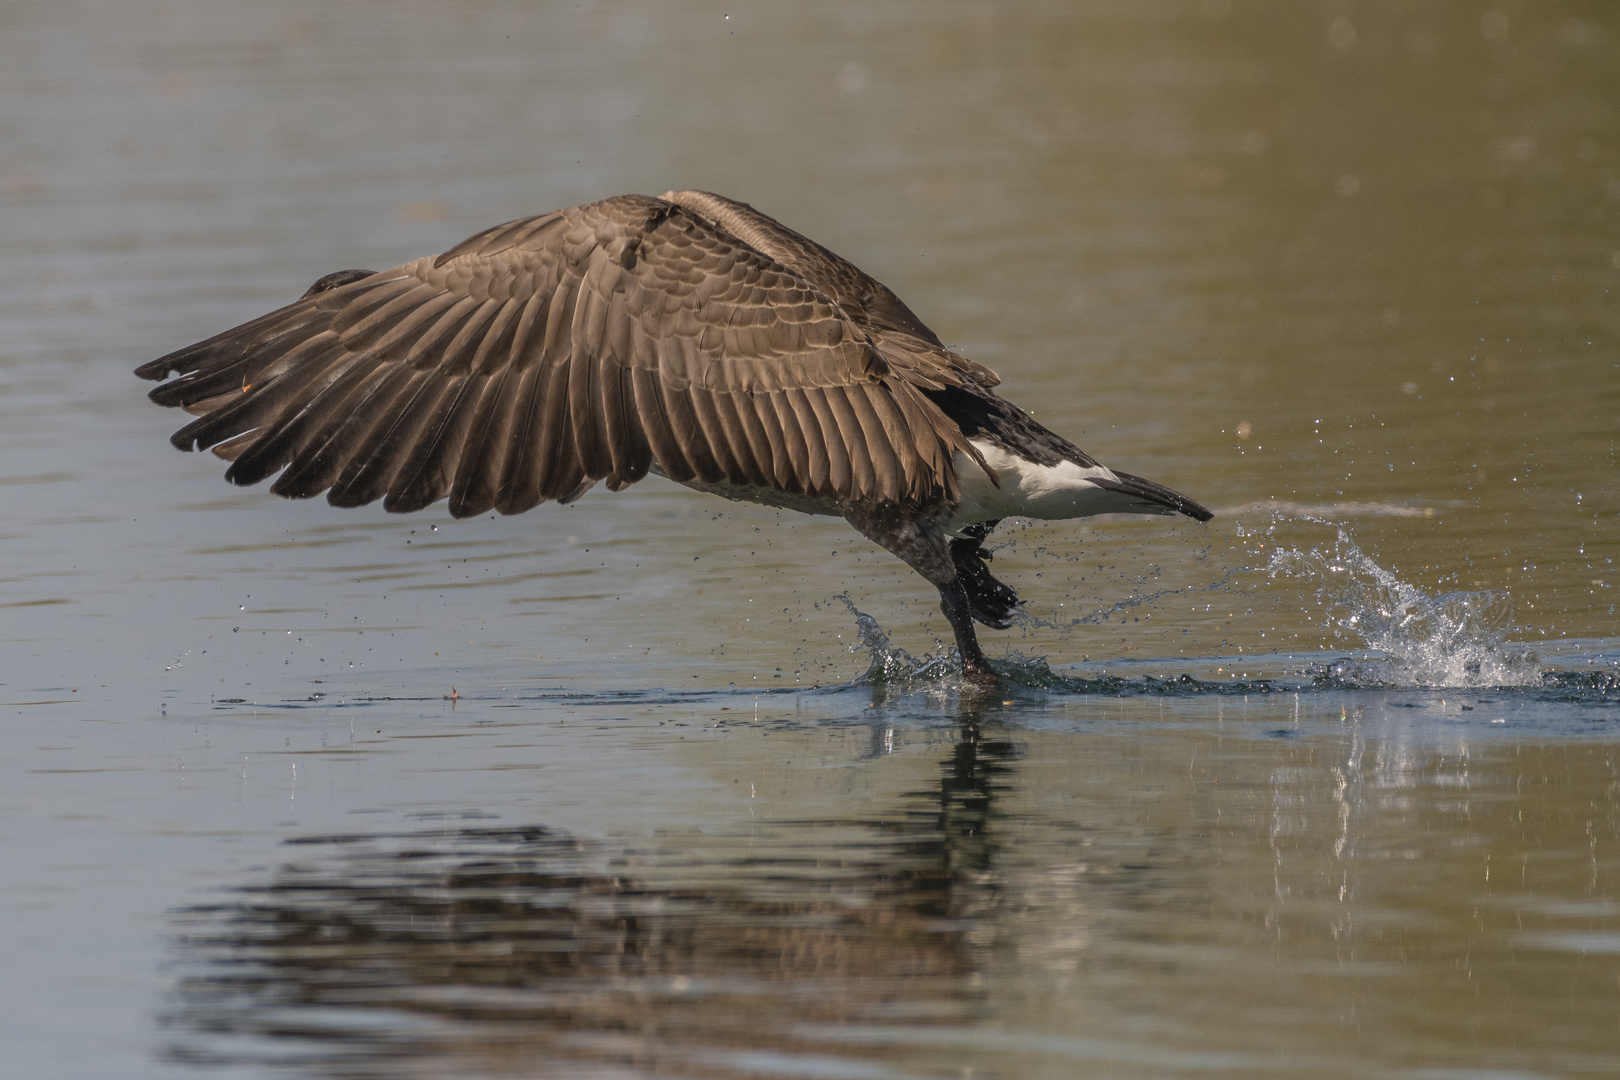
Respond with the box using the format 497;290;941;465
2;2;1618;1077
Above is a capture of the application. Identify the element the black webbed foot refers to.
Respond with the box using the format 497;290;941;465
949;520;1022;630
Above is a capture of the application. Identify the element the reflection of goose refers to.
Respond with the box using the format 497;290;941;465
136;191;1210;680
163;718;1017;1076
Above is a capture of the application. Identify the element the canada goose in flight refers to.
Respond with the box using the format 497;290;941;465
136;190;1211;684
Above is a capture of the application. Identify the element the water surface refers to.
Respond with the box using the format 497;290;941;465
1;2;1617;1077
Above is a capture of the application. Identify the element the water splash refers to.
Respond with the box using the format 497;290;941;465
835;594;961;686
833;595;1282;696
1267;527;1540;687
834;594;1077;689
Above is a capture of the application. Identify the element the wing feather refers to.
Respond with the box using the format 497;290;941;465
746;391;793;492
762;391;810;494
823;386;876;500
170;331;350;453
798;387;850;497
136;192;1004;515
334;280;446;348
846;383;904;501
704;389;766;487
728;391;778;489
779;388;829;496
630;365;689;484
279;364;422;503
385;371;486;513
224;346;377;486
599;348;652;489
439;291;545;516
567;259;616;480
333;373;464;509
490;362;550;514
446;365;522;517
534;357;585;505
146;308;325;410
664;383;725;484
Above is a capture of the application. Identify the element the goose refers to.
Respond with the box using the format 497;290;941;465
135;191;1212;684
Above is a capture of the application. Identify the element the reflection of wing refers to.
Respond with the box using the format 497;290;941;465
137;193;1001;517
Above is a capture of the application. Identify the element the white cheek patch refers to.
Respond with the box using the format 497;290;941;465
946;440;1154;532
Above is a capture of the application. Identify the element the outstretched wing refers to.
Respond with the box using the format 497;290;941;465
135;194;992;518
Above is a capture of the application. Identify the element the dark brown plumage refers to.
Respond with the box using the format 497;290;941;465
136;191;1211;683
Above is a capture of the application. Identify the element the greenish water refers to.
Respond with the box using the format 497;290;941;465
0;2;1616;1077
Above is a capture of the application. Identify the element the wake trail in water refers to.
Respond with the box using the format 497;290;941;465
833;516;1614;696
833;594;1278;696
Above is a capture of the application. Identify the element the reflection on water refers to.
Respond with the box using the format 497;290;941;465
159;702;1620;1079
164;717;1015;1078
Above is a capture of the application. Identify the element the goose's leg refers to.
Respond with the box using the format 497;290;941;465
846;506;1000;686
936;576;997;684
